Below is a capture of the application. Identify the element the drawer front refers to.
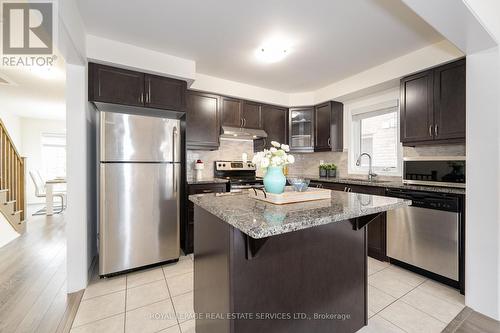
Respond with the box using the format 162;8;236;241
311;181;346;192
188;184;227;195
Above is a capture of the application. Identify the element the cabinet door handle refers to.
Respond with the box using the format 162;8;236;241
147;80;151;104
202;189;213;193
243;118;247;127
429;125;433;137
434;124;438;137
344;186;348;192
328;138;331;147
139;93;144;104
240;118;243;127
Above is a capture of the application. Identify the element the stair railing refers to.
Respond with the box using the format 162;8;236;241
0;119;26;221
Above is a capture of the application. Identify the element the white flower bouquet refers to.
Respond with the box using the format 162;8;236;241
252;141;295;170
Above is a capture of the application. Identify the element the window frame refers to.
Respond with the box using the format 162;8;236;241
348;100;402;177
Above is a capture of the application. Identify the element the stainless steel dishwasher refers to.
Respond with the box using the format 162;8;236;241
386;189;460;282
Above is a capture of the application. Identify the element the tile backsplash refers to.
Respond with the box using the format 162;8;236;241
186;139;255;178
403;144;466;157
187;140;465;180
288;152;347;177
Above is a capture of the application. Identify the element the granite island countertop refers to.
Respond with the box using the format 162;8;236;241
189;190;411;239
297;175;466;195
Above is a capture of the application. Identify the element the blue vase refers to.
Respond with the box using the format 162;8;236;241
263;166;286;194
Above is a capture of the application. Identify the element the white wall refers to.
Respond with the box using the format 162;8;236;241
86;35;196;84
20;118;66;205
58;0;94;294
66;64;91;293
191;73;290;106
464;0;500;321
466;46;500;321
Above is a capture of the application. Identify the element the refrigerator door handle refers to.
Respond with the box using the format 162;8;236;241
173;126;178;193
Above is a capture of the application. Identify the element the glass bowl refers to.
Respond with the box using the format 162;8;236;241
287;178;311;192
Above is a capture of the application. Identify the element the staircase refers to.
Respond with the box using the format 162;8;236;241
0;119;26;233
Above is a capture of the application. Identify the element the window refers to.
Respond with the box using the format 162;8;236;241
350;103;401;176
41;133;66;179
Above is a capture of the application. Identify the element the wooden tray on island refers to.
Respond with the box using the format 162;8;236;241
248;186;332;205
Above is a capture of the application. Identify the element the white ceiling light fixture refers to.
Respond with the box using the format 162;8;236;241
255;35;293;64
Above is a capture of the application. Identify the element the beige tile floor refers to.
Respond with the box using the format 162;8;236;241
361;257;465;333
71;254;195;333
71;255;464;333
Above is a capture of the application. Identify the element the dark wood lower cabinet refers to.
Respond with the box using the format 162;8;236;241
182;183;227;254
194;206;367;333
311;181;388;261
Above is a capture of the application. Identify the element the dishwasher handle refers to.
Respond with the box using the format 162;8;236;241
385;189;460;212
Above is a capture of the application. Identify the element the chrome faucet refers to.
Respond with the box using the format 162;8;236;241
356;153;377;181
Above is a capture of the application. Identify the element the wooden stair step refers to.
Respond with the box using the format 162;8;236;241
4;200;16;205
0;189;9;193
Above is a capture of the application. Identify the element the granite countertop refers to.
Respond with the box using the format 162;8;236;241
187;177;229;185
298;175;466;195
189;191;411;239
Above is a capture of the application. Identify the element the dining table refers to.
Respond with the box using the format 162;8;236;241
45;178;66;216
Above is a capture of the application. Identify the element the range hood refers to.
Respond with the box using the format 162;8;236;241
220;126;268;140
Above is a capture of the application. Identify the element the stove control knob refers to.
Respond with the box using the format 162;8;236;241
223;163;226;167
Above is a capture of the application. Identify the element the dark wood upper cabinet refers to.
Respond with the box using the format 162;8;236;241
144;74;186;111
89;63;187;112
314;101;344;152
89;63;145;106
433;59;466;141
221;97;242;127
260;105;287;148
400;58;465;146
400;70;434;144
315;102;331;151
242;101;262;129
186;91;220;150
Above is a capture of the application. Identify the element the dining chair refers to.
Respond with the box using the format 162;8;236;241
29;171;65;214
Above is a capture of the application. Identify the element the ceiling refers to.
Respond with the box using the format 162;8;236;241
0;54;65;120
77;0;443;93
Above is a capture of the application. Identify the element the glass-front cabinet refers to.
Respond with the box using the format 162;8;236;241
289;107;314;152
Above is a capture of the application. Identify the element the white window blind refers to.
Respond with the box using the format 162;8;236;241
41;133;66;179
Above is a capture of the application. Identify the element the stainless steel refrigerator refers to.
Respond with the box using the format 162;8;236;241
99;111;180;276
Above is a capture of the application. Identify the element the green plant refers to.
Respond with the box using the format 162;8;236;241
319;163;337;171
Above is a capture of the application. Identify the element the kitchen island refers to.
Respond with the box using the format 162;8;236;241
189;190;411;333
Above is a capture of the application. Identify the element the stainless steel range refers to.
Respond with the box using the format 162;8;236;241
214;161;263;192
